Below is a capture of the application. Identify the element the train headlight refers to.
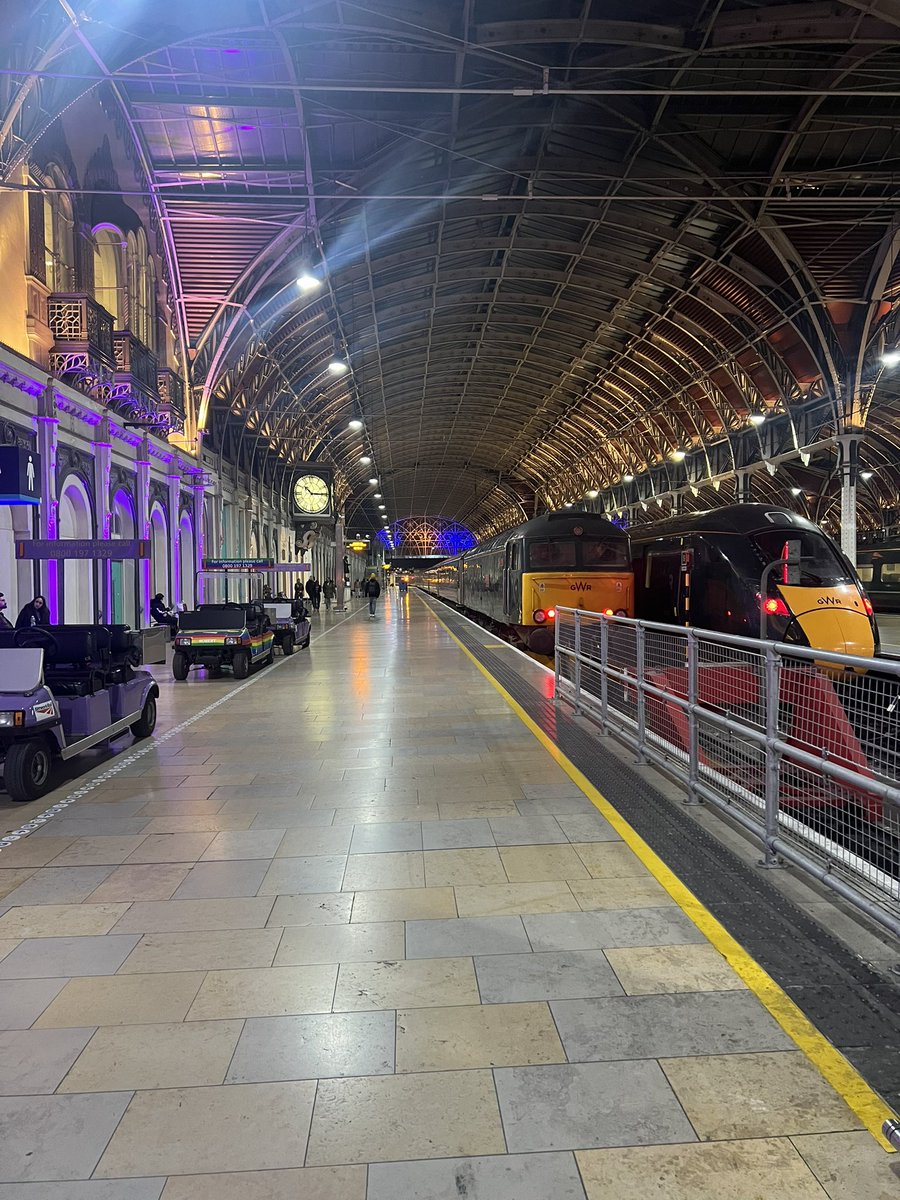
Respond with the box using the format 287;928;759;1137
533;609;547;624
546;608;556;619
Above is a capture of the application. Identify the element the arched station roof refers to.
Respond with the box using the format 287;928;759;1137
3;1;900;537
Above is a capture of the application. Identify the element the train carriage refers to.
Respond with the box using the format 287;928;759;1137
417;510;633;652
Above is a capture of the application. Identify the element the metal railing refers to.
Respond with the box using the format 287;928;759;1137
554;607;900;939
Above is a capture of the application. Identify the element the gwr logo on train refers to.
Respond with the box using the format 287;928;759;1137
570;581;593;592
817;595;842;606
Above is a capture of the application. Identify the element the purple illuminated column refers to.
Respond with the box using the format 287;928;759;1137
167;469;182;607
136;438;151;625
92;417;113;623
35;383;60;620
193;477;207;603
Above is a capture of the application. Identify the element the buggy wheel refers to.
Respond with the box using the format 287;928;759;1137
172;652;189;680
130;695;157;739
232;650;250;679
4;739;54;802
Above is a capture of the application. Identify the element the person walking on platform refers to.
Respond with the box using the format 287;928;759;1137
323;578;336;610
306;576;321;612
16;594;49;628
364;575;381;619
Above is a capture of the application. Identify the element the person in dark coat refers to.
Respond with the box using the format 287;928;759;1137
306;577;322;611
364;575;381;618
0;591;13;629
150;593;178;630
16;595;49;628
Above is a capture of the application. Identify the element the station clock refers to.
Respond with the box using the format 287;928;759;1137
292;472;332;516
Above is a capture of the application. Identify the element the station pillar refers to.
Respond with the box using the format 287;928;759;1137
333;512;346;612
92;416;112;622
735;471;752;505
167;467;182;607
837;430;863;566
35;382;59;619
136;437;151;626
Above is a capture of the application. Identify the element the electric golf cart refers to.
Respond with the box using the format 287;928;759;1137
172;601;275;679
265;598;311;654
0;624;159;803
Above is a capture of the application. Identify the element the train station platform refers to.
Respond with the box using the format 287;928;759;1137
0;593;898;1198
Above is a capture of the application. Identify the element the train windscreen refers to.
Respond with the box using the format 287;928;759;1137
527;537;628;570
749;530;853;588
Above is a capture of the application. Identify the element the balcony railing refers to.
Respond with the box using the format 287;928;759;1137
113;330;159;397
156;368;186;432
48;293;115;391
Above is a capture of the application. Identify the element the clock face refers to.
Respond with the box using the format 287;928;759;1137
293;474;330;514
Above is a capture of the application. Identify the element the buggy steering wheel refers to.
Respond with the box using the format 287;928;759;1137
13;627;59;656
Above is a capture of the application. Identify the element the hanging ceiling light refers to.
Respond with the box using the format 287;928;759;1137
860;470;874;481
881;349;900;367
360;456;371;464
296;273;320;292
587;490;599;499
347;419;363;430
374;492;382;499
368;478;378;486
623;473;635;483
748;412;766;427
671;449;686;462
328;359;349;375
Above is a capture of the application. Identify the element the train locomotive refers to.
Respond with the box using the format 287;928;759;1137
629;504;879;659
417;510;633;652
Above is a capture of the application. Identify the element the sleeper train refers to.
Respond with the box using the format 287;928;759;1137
417;504;879;659
417;510;632;653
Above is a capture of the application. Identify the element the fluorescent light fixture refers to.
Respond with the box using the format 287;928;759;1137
860;470;873;481
348;419;363;430
374;492;382;498
360;456;371;464
297;273;320;291
587;489;599;499
749;412;766;426
564;502;573;508
378;504;386;510
368;478;378;485
882;349;900;367
328;359;348;375
671;449;686;462
623;474;635;483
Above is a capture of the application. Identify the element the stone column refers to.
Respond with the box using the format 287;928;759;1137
35;382;60;618
135;437;151;626
193;475;206;603
92;416;113;622
167;466;182;607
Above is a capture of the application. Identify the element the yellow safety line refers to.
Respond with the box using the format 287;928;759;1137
422;596;897;1151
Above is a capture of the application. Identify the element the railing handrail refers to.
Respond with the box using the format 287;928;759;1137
553;605;899;678
553;605;900;940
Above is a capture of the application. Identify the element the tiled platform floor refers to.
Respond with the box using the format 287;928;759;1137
0;595;896;1198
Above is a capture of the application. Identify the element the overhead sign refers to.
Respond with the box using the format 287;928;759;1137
347;541;369;552
202;558;275;571
16;538;150;560
0;446;41;507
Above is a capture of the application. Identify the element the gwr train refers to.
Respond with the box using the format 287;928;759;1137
856;539;900;613
418;503;878;660
417;510;632;652
630;504;879;659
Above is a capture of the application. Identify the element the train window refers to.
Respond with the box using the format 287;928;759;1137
856;565;874;582
749;531;852;587
581;538;629;568
528;540;577;569
882;562;900;588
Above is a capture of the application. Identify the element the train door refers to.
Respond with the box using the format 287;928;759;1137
503;540;520;618
640;543;684;625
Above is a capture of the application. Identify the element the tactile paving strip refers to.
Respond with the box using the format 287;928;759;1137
439;602;900;1112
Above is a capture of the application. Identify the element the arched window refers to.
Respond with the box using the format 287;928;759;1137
126;228;156;348
93;225;126;324
42;166;75;291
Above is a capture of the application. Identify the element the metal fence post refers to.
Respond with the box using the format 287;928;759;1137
686;628;701;804
573;609;583;713
553;615;561;701
599;616;609;734
761;641;782;868
635;621;647;764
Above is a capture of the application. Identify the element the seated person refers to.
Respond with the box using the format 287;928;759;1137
150;593;178;629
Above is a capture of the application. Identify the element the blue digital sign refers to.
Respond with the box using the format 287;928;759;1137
0;446;40;506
